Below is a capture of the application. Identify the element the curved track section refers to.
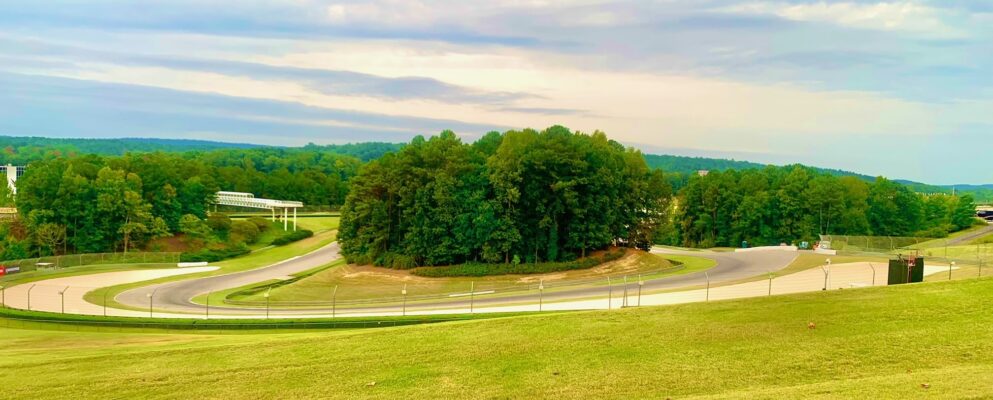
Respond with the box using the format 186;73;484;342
115;242;342;315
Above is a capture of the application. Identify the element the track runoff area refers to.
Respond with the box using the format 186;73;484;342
0;241;960;320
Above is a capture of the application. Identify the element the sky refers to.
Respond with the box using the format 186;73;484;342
0;1;991;184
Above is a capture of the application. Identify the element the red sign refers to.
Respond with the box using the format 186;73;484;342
0;265;6;276
907;258;916;267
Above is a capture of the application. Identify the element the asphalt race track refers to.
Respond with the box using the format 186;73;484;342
111;243;798;317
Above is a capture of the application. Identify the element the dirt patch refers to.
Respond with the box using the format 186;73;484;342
338;265;428;283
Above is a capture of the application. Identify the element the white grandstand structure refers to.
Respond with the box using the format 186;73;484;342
4;164;25;195
214;191;303;231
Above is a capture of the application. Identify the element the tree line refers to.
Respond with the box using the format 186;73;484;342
670;166;978;248
338;126;672;267
0;149;362;260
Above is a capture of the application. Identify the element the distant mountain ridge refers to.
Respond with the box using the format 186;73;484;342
2;135;989;201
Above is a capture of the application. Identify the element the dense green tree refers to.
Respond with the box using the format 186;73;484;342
340;127;672;267
676;168;968;247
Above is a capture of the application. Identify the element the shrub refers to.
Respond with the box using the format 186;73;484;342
247;217;271;232
180;245;250;262
230;220;261;245
410;249;628;277
271;229;314;246
206;213;232;232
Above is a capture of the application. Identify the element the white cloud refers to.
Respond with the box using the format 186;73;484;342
724;1;959;36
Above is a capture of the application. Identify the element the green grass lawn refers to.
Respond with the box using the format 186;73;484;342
3;277;993;399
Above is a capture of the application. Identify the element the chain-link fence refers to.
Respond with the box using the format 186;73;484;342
821;235;993;263
0;252;181;271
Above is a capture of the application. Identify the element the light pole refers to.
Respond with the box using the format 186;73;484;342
821;259;832;291
59;286;68;314
637;275;644;307
1;285;5;309
26;284;35;311
767;272;773;296
205;290;210;320
401;284;407;317
949;261;955;281
469;281;475;314
705;272;710;302
538;279;544;312
331;285;338;319
103;290;109;317
607;276;612;310
868;263;876;286
264;288;271;320
147;288;158;318
622;275;628;308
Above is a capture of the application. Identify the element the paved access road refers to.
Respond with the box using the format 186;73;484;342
115;242;342;315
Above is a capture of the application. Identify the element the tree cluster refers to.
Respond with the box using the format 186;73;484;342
338;126;672;268
2;148;361;259
673;166;978;248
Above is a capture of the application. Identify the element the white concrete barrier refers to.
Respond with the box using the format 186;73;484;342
814;248;838;255
177;262;209;268
735;246;799;253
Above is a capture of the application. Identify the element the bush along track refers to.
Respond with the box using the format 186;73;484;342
179;229;314;262
272;229;314;246
410;249;627;277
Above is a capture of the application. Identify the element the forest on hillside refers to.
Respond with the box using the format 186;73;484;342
338;127;671;267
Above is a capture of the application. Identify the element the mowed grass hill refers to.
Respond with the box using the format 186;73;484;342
3;278;993;399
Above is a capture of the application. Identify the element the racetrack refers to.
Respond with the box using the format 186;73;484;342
4;242;960;318
101;244;798;317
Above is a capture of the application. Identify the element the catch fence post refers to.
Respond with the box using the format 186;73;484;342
401;284;407;317
469;281;475;314
205;290;210;320
869;263;876;286
768;272;773;296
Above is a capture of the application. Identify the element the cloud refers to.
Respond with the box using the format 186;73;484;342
722;1;960;36
0;72;504;144
1;1;992;183
0;36;532;105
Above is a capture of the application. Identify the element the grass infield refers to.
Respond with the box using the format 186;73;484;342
2;277;992;398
